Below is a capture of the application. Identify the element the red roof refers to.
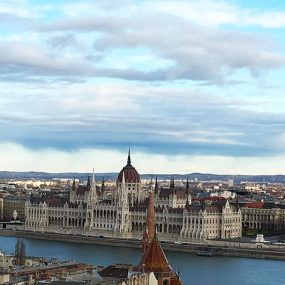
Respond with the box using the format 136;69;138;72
117;150;140;183
139;234;172;273
244;202;264;209
171;274;184;285
117;164;140;183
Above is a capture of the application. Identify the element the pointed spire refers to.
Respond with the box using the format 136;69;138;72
72;176;76;192
235;195;240;211
170;177;176;195
154;176;158;194
91;168;96;187
146;191;155;243
86;175;90;190
141;190;156;255
127;146;131;165
101;177;105;194
139;225;172;274
186;178;189;195
185;195;190;208
170;177;175;189
185;178;190;208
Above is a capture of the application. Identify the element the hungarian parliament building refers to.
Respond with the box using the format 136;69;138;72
25;151;242;242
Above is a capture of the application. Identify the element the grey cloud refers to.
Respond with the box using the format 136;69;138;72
38;12;285;83
0;41;185;83
0;84;284;157
0;12;32;28
40;16;125;33
1;1;284;84
47;33;80;49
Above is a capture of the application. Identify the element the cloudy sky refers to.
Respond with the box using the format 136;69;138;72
1;0;285;174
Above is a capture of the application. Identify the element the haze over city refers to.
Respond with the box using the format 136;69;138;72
1;0;285;174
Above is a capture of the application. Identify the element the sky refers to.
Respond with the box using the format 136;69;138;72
1;0;285;175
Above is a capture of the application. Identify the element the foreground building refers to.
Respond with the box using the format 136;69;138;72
25;151;242;242
137;191;183;285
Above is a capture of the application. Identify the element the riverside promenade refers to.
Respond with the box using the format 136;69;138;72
1;229;285;261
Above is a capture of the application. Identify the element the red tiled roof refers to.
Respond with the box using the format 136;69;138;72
117;164;140;183
171;273;184;285
139;235;172;273
244;202;264;209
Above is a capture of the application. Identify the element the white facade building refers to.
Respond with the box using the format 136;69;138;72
25;153;242;242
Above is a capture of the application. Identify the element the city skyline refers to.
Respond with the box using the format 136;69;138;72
1;0;285;174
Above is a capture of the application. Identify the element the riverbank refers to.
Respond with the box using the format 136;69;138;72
1;229;285;261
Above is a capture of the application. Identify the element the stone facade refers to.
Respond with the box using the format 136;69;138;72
119;272;158;285
3;196;25;222
0;197;3;220
25;153;242;242
241;205;285;233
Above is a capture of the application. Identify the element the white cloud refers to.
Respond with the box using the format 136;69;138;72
0;0;285;174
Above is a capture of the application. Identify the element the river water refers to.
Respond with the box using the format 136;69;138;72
1;236;285;285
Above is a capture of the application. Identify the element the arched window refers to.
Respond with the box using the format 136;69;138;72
163;280;169;285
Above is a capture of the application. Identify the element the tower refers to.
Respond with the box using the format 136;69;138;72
169;177;177;208
89;168;98;204
170;177;175;191
185;178;191;207
142;191;156;254
117;148;142;206
138;191;184;285
115;172;130;236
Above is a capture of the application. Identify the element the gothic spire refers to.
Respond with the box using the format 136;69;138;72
170;177;176;195
127;146;131;165
146;191;155;242
185;195;190;208
86;175;90;190
72;176;76;192
101;177;105;194
170;177;175;189
186;178;189;195
154;176;159;194
91;168;96;188
235;195;240;211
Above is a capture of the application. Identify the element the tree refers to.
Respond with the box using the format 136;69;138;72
14;239;26;266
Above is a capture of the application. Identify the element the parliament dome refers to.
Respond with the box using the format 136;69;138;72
117;150;140;183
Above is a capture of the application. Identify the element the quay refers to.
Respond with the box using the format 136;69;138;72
1;229;285;261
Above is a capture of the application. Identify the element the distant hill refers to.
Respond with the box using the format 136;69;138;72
0;171;284;183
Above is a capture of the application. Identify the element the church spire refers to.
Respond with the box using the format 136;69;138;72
127;146;131;165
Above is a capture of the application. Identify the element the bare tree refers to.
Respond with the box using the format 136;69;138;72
14;239;26;266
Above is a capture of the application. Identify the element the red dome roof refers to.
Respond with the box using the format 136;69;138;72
117;150;140;183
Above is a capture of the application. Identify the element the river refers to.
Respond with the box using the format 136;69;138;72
1;236;285;285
